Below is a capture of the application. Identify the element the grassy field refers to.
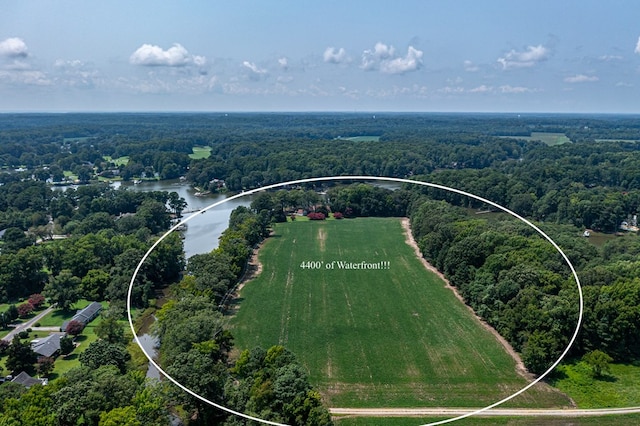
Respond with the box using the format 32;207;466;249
230;218;571;408
333;414;640;426
501;132;571;146
189;146;212;159
550;361;640;408
102;155;130;166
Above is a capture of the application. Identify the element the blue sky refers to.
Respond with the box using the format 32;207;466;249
1;1;639;113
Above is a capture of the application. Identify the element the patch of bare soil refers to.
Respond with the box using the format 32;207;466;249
317;226;326;252
400;218;532;380
235;246;263;294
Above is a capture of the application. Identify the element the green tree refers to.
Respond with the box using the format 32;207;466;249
95;315;126;345
136;200;170;234
1;227;34;252
0;383;57;426
6;336;37;374
582;349;614;378
79;340;130;373
81;269;110;301
43;269;80;311
60;336;74;355
99;406;142;426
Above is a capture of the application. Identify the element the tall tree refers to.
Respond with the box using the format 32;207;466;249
43;269;80;311
6;336;37;374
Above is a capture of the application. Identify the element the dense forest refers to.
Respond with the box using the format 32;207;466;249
0;112;639;424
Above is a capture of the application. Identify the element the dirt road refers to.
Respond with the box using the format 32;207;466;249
330;406;640;418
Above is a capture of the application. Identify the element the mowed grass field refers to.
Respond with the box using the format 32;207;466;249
230;218;571;408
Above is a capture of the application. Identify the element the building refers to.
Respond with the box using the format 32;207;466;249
31;333;62;358
60;301;102;332
11;371;47;388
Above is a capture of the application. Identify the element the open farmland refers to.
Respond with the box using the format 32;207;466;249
500;132;571;145
230;218;571;408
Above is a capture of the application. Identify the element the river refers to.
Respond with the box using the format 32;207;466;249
116;180;255;379
120;179;255;258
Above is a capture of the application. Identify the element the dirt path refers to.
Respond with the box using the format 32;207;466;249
330;406;640;418
235;243;264;294
400;218;531;380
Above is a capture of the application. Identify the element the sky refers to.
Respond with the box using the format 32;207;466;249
1;1;639;113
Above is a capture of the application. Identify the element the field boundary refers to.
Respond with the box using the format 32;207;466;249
400;218;532;381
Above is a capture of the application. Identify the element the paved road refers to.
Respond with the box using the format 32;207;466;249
2;304;57;342
329;406;640;418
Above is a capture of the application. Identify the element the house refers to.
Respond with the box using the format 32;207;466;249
60;301;102;332
31;333;62;358
11;371;47;388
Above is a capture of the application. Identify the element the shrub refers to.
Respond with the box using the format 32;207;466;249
333;212;344;220
307;212;326;220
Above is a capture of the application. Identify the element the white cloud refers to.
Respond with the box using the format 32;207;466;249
463;60;478;72
0;37;29;58
615;81;633;88
438;86;464;94
598;55;623;62
323;47;348;64
129;43;204;67
499;85;535;93
497;45;549;69
0;69;50;86
193;55;206;67
470;85;493;93
361;43;423;74
242;61;267;75
635;36;640;54
361;42;395;70
380;46;423;74
278;57;289;70
564;74;599;83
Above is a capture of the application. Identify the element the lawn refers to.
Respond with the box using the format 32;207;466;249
36;299;108;328
550;361;640;408
189;146;212;159
230;218;571;408
102;155;130;166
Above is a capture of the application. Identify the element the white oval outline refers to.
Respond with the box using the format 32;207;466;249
127;176;584;426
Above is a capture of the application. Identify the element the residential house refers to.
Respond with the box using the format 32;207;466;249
11;371;47;388
60;301;102;332
31;333;62;358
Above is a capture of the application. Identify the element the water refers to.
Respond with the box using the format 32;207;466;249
119;179;255;258
120;180;254;378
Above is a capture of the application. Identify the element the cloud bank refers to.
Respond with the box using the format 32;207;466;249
361;42;423;74
130;43;205;67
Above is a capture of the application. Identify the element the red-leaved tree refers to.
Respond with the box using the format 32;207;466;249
65;320;84;336
28;293;46;309
17;303;34;319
